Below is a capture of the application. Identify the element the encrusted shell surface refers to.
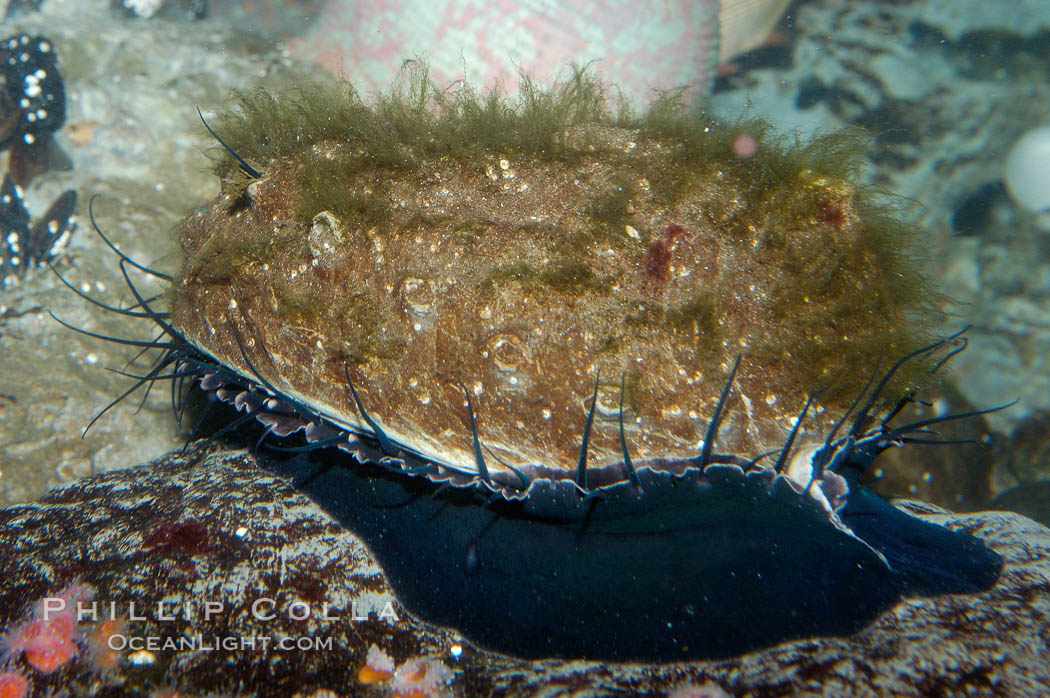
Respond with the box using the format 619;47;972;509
173;114;926;482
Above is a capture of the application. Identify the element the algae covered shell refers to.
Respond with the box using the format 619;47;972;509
174;72;933;490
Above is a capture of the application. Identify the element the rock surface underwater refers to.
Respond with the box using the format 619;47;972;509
0;445;1042;697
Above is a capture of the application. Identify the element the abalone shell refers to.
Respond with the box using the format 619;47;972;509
172;76;933;489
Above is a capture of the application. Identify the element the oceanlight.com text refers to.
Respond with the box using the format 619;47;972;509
109;634;335;652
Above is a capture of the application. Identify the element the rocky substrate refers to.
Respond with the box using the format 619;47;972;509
0;444;1047;697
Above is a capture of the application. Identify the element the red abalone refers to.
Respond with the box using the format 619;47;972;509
67;72;1002;662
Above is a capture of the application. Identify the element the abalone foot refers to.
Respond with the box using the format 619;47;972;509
165;334;1004;662
273;445;1003;662
839;484;1003;596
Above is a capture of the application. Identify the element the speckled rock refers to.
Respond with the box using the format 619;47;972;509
0;4;317;506
0;444;1047;697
